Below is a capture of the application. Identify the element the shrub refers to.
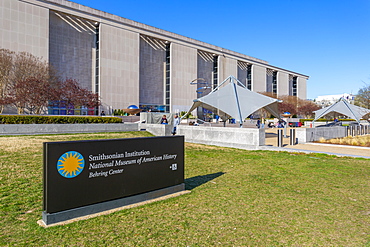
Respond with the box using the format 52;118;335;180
299;118;356;123
0;115;122;124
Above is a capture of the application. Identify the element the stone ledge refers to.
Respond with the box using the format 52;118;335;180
39;184;189;227
0;123;139;135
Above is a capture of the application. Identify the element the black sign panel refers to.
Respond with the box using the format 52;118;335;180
43;136;184;213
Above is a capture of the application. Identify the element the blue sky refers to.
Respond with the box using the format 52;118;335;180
72;0;370;99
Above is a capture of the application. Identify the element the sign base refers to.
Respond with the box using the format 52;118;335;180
39;184;187;227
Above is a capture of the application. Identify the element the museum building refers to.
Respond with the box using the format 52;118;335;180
0;0;309;115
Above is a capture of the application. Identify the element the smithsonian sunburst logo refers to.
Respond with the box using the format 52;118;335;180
57;151;85;178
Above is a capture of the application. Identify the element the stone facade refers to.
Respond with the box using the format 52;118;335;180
170;43;197;113
298;77;307;99
277;72;289;96
0;0;49;59
139;35;166;106
99;24;139;109
0;0;309;115
252;65;267;92
49;11;95;90
196;50;214;93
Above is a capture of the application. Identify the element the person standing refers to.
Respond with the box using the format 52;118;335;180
160;115;167;124
172;115;180;135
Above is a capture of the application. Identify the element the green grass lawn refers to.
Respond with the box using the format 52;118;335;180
1;132;370;246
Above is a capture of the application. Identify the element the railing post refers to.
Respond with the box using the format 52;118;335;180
277;129;283;147
283;124;287;138
289;128;296;145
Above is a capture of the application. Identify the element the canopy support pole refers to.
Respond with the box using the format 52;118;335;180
231;77;244;128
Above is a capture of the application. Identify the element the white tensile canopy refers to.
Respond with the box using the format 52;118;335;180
184;75;281;127
313;97;370;124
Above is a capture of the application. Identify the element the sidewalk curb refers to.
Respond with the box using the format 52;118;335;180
251;145;370;159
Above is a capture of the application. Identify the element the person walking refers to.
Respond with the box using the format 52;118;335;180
172;114;180;135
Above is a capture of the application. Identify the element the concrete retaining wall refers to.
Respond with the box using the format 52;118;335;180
304;121;370;127
0;123;138;135
295;127;347;143
140;124;265;149
140;124;173;136
178;125;264;149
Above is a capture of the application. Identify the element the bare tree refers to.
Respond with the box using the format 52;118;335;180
258;93;320;118
354;84;370;109
0;49;14;113
9;77;59;114
56;79;100;112
0;49;101;115
12;52;50;83
8;51;58;114
278;95;301;116
298;101;321;118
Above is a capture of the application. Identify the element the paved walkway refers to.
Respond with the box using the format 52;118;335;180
187;122;370;159
264;127;370;159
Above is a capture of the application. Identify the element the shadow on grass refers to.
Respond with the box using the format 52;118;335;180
185;172;225;190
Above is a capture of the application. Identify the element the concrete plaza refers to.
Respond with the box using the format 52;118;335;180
264;127;370;159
